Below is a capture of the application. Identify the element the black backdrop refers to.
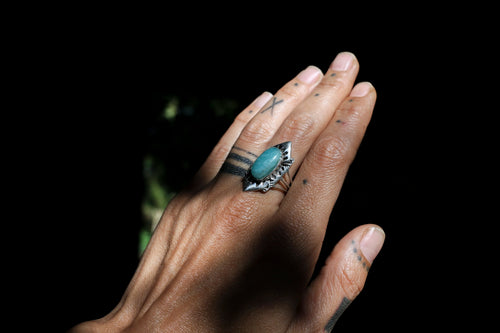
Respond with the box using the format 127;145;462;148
33;13;477;332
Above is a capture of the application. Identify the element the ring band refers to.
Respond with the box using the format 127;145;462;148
243;141;294;193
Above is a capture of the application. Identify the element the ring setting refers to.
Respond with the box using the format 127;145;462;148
243;141;294;193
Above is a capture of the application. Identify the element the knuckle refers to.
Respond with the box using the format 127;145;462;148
278;82;303;101
313;135;353;170
279;86;298;100
339;101;365;120
279;114;315;145
210;142;232;164
239;119;274;146
216;195;257;235
319;72;349;90
336;263;365;299
318;80;342;93
233;110;251;127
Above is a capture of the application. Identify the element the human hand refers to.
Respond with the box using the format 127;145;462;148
71;52;384;332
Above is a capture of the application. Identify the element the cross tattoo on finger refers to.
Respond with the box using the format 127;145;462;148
260;97;284;116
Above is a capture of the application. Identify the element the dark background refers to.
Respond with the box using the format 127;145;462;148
20;9;484;332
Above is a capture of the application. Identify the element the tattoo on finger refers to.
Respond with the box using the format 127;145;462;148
219;146;257;177
352;240;370;272
323;239;371;331
260;97;284;116
324;297;351;332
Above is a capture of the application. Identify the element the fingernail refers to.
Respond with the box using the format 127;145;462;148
350;82;372;97
254;91;273;108
297;65;322;84
359;227;385;264
330;52;355;71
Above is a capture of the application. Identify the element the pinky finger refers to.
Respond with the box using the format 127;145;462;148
188;92;273;191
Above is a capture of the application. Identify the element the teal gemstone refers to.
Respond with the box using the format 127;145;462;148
251;147;282;180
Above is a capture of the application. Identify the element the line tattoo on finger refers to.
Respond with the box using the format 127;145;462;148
219;146;257;177
324;297;351;332
260;97;284;116
232;146;258;158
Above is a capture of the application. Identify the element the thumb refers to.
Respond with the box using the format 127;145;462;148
289;224;385;332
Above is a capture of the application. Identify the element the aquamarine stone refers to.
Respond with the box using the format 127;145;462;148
251;147;282;180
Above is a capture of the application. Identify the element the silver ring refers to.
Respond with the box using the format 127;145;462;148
243;141;294;193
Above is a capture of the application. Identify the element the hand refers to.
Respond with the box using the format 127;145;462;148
71;52;385;332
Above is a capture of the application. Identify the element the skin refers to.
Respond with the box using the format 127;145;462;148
70;52;385;332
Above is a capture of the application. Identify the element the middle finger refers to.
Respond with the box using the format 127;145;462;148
269;52;359;180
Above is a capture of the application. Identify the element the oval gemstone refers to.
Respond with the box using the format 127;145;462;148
251;147;282;180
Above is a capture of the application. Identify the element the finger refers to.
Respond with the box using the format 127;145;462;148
270;52;359;180
214;66;323;195
278;82;376;249
288;225;385;332
189;91;273;191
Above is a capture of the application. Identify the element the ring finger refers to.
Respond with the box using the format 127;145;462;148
214;65;324;194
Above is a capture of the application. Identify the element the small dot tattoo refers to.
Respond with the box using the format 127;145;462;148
330;73;336;77
314;93;320;96
351;240;370;272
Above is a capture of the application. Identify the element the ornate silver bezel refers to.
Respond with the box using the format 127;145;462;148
242;141;294;192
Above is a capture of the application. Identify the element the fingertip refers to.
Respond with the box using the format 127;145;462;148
330;52;357;71
350;81;374;97
296;65;323;84
253;91;274;108
359;225;385;264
